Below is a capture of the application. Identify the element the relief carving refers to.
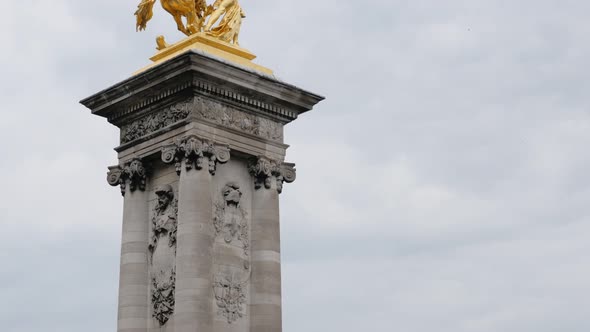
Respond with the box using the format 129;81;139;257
149;185;178;326
107;158;148;195
162;135;231;175
193;97;283;142
248;157;296;193
119;97;284;145
213;274;247;324
214;183;248;256
120;101;191;144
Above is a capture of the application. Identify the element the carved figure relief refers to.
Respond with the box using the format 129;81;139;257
213;274;247;324
149;185;178;326
121;101;191;144
214;183;248;256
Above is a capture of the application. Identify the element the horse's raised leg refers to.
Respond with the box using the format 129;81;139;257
232;31;240;46
173;13;189;35
186;12;200;34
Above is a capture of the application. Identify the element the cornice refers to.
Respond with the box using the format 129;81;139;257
80;51;324;127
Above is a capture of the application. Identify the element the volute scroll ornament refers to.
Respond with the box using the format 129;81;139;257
107;166;124;193
248;157;296;194
106;158;148;196
161;135;231;175
277;163;296;194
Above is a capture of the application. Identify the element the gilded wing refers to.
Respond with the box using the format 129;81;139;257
135;0;157;31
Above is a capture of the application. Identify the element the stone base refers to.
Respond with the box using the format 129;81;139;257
135;33;273;76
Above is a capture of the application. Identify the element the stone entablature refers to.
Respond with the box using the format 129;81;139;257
80;51;324;164
80;52;324;149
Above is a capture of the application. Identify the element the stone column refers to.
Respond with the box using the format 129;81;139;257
248;158;296;332
108;159;150;332
162;136;230;332
81;50;324;332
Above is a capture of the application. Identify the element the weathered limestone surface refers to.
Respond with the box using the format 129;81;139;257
175;158;215;332
250;177;282;332
81;50;323;332
118;186;150;332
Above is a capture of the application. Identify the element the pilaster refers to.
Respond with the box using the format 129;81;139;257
161;135;230;332
108;159;150;332
248;157;296;332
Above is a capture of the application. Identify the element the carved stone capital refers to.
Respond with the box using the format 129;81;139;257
277;163;297;194
106;158;148;196
248;157;296;193
161;135;230;175
248;157;279;190
107;166;125;195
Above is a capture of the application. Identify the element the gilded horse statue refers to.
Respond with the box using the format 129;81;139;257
135;0;245;46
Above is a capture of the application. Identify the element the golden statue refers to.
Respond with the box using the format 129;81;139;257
133;0;272;75
205;0;246;46
135;0;244;46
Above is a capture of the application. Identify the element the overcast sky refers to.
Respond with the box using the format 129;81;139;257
1;1;590;331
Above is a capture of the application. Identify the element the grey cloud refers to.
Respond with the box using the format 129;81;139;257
1;0;590;331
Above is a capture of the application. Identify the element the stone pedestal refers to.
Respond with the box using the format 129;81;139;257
81;51;323;332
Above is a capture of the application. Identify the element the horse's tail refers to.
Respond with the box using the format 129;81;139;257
135;0;157;31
